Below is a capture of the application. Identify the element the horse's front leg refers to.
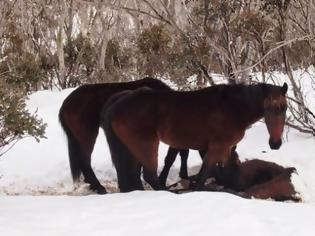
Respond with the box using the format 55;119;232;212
193;147;231;191
184;149;207;182
159;147;180;187
179;149;189;179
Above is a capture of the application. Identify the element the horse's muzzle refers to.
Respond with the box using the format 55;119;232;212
269;138;282;150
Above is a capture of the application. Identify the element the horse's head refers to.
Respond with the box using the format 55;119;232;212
263;83;288;150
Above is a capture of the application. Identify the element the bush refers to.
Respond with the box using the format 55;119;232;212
0;82;46;157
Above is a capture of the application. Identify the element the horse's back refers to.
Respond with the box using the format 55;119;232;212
59;78;169;125
60;77;167;110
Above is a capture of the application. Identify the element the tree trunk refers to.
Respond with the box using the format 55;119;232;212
57;0;66;88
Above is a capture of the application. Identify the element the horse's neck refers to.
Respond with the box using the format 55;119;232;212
234;85;266;128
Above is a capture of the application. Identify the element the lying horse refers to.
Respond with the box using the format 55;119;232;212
213;149;300;201
59;77;171;194
102;82;288;192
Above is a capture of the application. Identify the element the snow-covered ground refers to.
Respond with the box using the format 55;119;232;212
0;73;315;235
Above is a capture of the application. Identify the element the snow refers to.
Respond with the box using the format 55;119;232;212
1;192;315;236
0;75;315;235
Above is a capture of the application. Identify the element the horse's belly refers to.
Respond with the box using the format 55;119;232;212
157;130;208;150
156;112;244;149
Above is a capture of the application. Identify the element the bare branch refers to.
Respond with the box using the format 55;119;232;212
234;34;315;75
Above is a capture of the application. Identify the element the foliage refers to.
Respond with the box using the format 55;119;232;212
0;82;46;157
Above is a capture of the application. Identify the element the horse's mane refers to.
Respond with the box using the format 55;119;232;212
200;83;282;105
162;83;274;106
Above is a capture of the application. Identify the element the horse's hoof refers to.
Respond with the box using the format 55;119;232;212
238;192;251;199
90;185;107;194
179;173;189;179
166;182;178;190
188;179;198;189
185;174;198;181
96;188;107;194
158;176;167;188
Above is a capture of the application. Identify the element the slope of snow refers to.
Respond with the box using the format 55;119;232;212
0;75;314;235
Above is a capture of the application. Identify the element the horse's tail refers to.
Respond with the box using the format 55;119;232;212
101;91;135;167
58;104;82;183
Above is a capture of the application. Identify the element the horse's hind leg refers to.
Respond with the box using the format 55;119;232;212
80;156;107;194
62;112;106;194
111;117;164;191
198;150;206;159
114;156;144;192
159;147;180;187
144;168;164;190
77;126;107;194
131;137;164;190
142;143;165;190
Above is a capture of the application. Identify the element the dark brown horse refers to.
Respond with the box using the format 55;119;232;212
58;77;171;194
213;148;300;201
101;83;288;192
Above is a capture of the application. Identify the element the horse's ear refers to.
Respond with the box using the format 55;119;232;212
282;82;288;95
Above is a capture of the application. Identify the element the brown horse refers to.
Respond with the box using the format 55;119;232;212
213;149;300;201
58;77;171;194
101;82;288;192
